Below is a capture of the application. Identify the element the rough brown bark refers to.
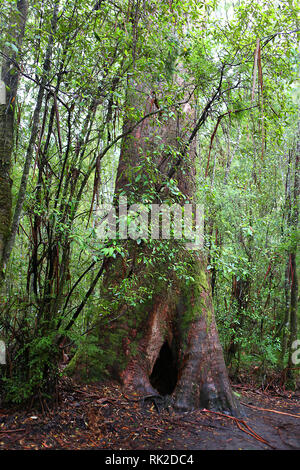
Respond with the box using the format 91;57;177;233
68;77;239;415
119;265;239;414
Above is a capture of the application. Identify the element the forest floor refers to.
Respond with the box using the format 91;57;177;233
0;378;299;451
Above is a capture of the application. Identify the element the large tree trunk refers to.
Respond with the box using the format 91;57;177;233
119;261;239;414
68;76;239;415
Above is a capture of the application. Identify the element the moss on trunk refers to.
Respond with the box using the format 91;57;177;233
67;68;239;415
66;254;239;415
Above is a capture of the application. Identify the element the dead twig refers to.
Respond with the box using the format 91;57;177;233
200;408;275;448
73;389;116;403
0;428;26;434
241;402;300;419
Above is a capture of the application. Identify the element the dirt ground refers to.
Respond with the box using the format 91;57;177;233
0;379;299;450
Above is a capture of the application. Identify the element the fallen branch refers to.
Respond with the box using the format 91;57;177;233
0;428;25;434
200;408;275;448
122;394;161;403
241;402;300;419
73;389;116;403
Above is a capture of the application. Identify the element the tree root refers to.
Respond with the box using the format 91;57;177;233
200;408;275;449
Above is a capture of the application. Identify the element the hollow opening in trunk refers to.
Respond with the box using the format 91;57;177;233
149;341;178;395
